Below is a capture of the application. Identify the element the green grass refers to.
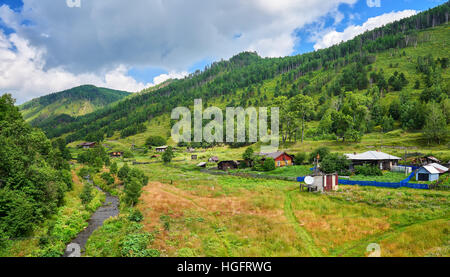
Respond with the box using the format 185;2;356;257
120;160;450;257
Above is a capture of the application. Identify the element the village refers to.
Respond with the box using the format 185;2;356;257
76;141;450;192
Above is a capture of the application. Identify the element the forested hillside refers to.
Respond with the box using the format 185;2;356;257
19;85;131;124
0;94;73;245
34;3;449;145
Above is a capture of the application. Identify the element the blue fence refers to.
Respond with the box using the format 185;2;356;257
337;179;428;189
297;168;429;190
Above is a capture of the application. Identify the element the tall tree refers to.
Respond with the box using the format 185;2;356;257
290;94;314;143
423;102;448;144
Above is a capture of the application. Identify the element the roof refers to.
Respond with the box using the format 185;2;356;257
78;142;96;146
257;151;293;160
197;162;207;167
155;146;168;149
426;156;441;163
209;156;219;160
428;163;449;173
419;165;440;174
345;151;401;161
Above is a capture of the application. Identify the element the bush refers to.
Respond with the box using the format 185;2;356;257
145;136;167;147
124;177;142;206
128;209;144;222
80;182;94;206
320;153;350;174
309;147;330;164
0;189;36;237
110;162;118;175
162;147;174;163
294;153;307;165
118;164;130;181
101;172;115;186
242;147;254;162
263;158;276;172
355;165;382;176
78;167;91;179
120;233;159;257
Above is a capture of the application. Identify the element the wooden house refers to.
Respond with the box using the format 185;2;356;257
257;151;294;167
155;146;168;152
345;151;401;170
109;151;124;158
77;142;96;149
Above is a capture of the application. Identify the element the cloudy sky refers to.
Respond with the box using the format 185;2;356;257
0;0;446;104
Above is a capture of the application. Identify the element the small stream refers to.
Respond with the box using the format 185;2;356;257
63;176;119;257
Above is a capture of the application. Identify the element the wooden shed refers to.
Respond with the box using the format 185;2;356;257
218;161;238;171
77;142;96;149
310;174;339;192
416;166;440;182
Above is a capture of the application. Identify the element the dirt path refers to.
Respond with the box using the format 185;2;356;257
284;190;323;257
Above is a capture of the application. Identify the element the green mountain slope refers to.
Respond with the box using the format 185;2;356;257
35;3;450;145
19;85;131;124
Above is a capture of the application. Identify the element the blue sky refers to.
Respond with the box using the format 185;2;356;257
0;0;447;103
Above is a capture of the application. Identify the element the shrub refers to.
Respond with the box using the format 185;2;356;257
124;177;142;206
294;153;307;165
320;153;350;174
0;189;36;237
128;209;144;222
101;172;115;186
145;136;167;147
309;147;330;164
162;147;174;163
120;233;158;257
355;164;383;176
110;162;118;175
242;147;254;162
80;182;94;206
118;164;130;181
263;158;276;172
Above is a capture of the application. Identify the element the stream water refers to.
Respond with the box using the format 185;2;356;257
63;176;119;257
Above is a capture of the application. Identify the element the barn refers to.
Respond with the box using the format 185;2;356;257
257;151;294;167
416;166;440;182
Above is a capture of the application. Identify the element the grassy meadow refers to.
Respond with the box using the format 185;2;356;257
74;138;449;257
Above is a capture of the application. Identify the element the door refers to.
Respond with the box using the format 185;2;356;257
418;173;429;181
325;175;333;191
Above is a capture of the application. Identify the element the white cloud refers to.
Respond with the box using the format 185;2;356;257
367;0;381;8
1;0;357;71
0;31;153;104
152;71;188;86
0;0;360;102
313;9;417;50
